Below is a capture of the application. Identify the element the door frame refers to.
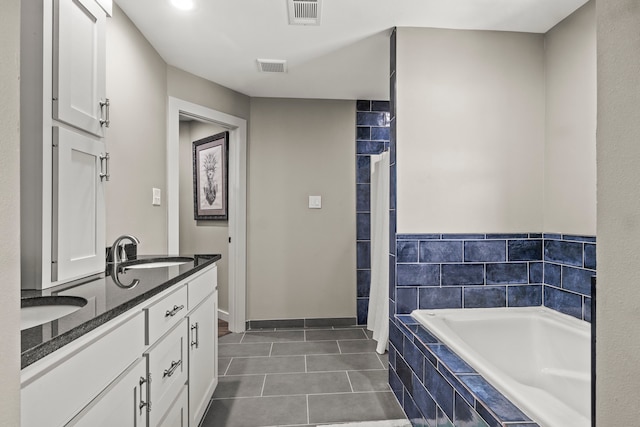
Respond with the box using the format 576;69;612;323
167;97;246;332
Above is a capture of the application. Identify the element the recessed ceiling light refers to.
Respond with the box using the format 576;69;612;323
171;0;194;11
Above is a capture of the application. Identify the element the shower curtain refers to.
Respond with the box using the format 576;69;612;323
367;151;390;354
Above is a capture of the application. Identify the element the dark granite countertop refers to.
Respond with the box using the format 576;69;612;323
21;254;221;369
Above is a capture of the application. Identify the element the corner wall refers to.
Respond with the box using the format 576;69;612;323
0;0;22;423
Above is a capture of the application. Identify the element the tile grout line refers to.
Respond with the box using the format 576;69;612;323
337;340;343;354
269;342;274;357
304;354;308;373
306;394;310;425
345;370;355;393
260;374;267;397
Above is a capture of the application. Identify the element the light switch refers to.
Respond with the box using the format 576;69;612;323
152;188;161;206
309;195;322;209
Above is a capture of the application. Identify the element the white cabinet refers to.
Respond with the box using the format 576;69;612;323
52;126;106;283
188;292;218;426
65;358;148;427
53;0;107;137
158;386;189;427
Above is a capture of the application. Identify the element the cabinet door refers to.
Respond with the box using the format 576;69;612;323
188;291;218;426
65;358;147;427
53;126;105;283
157;385;188;427
53;0;106;137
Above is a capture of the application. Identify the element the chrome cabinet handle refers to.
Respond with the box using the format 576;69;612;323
191;322;199;349
163;360;182;378
165;304;184;317
139;376;151;413
99;98;110;127
99;153;110;181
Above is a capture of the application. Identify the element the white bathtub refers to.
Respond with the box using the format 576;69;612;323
411;307;590;427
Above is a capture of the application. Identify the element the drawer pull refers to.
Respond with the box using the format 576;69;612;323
139;376;151;413
165;304;184;317
163;360;182;378
190;322;199;349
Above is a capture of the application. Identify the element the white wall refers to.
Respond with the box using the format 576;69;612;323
106;4;168;252
596;1;640;423
396;27;546;233
179;121;230;313
0;0;22;423
544;1;596;235
248;98;356;320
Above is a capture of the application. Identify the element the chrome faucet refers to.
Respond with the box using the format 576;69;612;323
110;235;140;264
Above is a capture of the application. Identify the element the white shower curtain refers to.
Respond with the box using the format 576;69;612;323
367;151;390;354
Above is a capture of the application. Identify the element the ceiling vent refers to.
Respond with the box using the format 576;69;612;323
257;59;287;73
288;0;321;25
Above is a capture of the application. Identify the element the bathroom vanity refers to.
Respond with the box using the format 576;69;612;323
20;254;220;427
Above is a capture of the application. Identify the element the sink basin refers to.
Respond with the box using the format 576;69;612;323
120;257;194;270
21;296;88;330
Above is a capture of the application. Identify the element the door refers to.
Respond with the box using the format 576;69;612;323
53;0;107;137
65;358;147;427
188;291;218;426
157;386;188;427
53;126;106;283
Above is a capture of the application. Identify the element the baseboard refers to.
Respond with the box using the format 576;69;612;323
218;309;229;322
246;317;357;330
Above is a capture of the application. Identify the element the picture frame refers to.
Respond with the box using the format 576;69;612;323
193;131;229;220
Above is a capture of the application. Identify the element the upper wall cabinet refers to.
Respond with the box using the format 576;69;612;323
53;0;108;137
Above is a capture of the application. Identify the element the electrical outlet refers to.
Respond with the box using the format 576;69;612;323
309;195;321;209
152;188;161;206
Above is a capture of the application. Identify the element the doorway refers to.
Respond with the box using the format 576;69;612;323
167;97;247;332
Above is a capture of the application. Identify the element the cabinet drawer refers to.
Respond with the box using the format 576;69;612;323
157;385;188;427
145;285;187;345
145;319;188;427
188;265;217;310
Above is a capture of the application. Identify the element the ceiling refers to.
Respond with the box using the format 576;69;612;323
115;0;588;101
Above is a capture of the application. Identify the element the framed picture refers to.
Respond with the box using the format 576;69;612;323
193;131;229;220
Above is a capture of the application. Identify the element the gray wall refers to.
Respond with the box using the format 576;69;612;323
396;27;546;233
544;1;596;235
247;98;356;320
597;0;640;423
106;4;168;252
179;121;230;313
0;0;21;423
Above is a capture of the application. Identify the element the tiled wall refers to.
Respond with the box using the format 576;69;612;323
356;100;391;325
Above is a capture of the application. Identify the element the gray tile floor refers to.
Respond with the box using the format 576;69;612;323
200;326;407;427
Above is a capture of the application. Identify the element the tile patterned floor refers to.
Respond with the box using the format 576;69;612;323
200;326;407;427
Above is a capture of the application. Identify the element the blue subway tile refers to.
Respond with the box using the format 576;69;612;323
389;321;404;351
356;242;370;269
486;263;528;284
357;112;388;126
562;266;593;296
529;262;543;283
389;255;396;296
356;155;371;183
419;287;463;309
397;241;419;263
356;100;371;112
584;297;592;322
441;233;485;240
529;233;543;238
475;403;502;427
404;338;425;380
413;335;438;366
486;233;529;239
428;344;475;373
389;118;396;164
389;366;403;404
397;264;440;286
437;407;455;427
544;240;583;267
357;270;370;297
356;126;371;141
389;209;396;254
389;344;396;368
544;286;583;319
562;234;596;243
440;366;475;408
544;263;561;287
398;234;440;240
390;163;396;210
508;240;542;261
420;241;463;263
463;286;507;308
584;244;596;270
458;375;531;422
356;184;370;212
357;141;386;155
397;315;419;325
404;389;427;426
357;298;368;325
396;287;418;314
454;393;490;427
464;240;506;262
356;213;370;241
371;126;391;141
442;264;484;286
396;353;413;390
412;373;438;425
507;285;542;307
543;233;562;239
411;325;440;345
424;359;455;420
372;100;391;112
